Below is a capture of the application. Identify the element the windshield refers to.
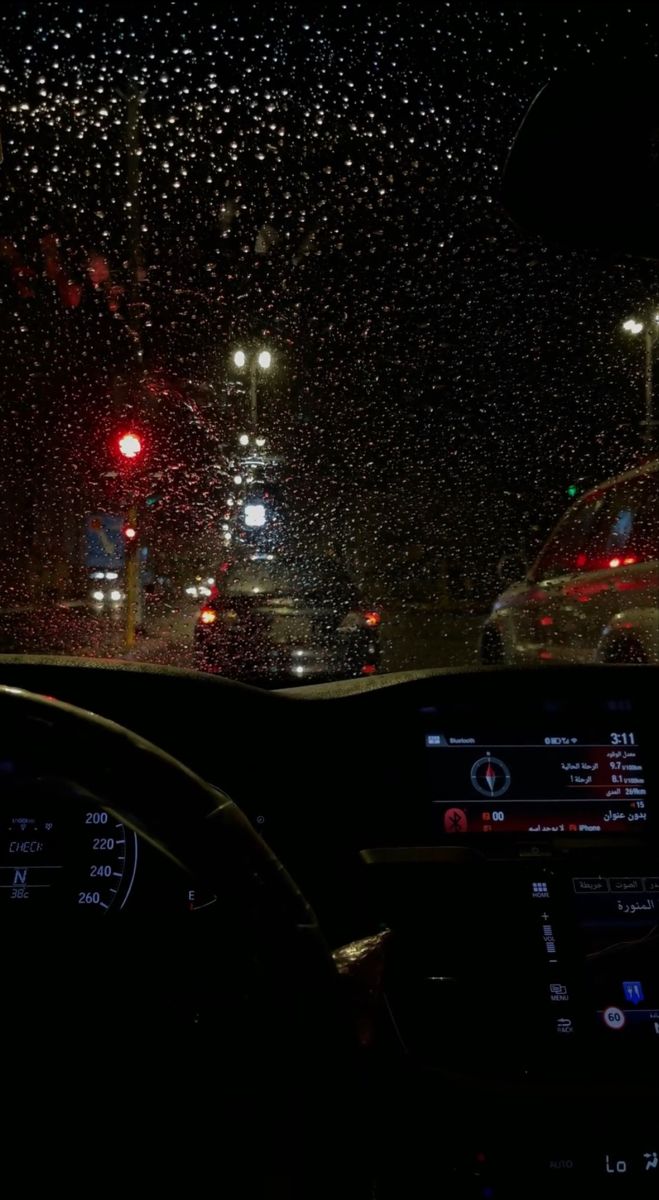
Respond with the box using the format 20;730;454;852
0;4;656;683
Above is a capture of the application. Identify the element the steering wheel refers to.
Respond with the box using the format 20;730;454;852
1;686;365;1198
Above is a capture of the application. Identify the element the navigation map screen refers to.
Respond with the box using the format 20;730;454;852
423;717;649;836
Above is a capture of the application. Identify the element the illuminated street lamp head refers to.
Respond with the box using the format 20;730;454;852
238;433;249;446
117;431;142;459
623;318;644;334
257;350;272;370
233;349;246;368
244;503;267;528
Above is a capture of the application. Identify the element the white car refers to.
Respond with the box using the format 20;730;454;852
482;458;659;665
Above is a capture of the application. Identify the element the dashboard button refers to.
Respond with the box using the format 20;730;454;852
573;876;609;893
554;1015;575;1035
610;877;644;892
545;1154;579;1174
549;982;570;1002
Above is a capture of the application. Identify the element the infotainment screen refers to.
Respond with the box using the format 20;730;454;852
422;710;649;835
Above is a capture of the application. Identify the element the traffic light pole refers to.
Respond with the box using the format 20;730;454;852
113;432;144;651
249;360;258;426
643;327;658;448
125;502;139;650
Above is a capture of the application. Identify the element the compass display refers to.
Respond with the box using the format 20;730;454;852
422;718;651;836
470;754;511;799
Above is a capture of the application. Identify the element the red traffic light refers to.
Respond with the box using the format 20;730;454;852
117;432;143;460
123;525;137;541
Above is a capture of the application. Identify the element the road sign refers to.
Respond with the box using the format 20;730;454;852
84;513;125;570
623;981;644;1006
603;1006;626;1030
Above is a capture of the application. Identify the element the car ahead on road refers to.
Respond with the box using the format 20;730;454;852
481;458;659;666
194;554;381;684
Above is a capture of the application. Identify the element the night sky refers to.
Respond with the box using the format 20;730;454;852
0;2;658;596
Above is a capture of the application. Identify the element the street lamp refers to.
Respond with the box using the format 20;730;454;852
231;347;273;426
622;313;659;446
117;431;143;460
244;503;267;528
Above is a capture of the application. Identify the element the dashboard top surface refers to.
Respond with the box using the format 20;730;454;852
0;656;653;853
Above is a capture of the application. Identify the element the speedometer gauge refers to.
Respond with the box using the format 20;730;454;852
0;802;138;911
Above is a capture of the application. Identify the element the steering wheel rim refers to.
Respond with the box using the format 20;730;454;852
0;685;365;1198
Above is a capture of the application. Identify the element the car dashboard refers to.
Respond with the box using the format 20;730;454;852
0;656;656;1197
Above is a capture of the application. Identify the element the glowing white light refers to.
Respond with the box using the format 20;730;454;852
239;434;249;446
109;589;122;602
623;318;644;334
255;436;266;446
234;349;246;367
233;474;243;484
257;350;271;369
244;503;266;527
92;590;104;602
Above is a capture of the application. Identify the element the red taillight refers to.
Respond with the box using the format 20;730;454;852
623;555;637;566
361;664;377;675
539;615;553;627
200;608;217;625
364;610;381;627
576;552;587;568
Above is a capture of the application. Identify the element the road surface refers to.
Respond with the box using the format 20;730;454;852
0;599;486;677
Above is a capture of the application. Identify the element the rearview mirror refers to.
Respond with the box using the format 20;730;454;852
504;65;659;258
